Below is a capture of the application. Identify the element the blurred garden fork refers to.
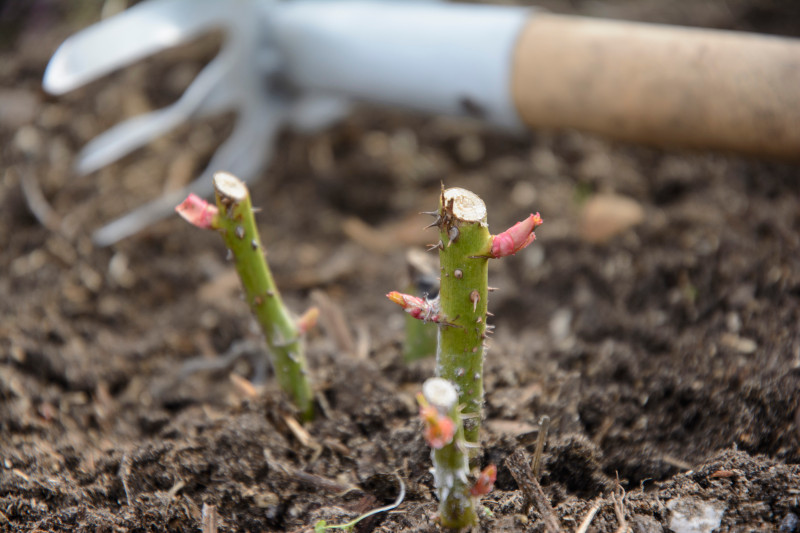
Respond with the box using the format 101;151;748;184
44;0;800;245
44;0;352;245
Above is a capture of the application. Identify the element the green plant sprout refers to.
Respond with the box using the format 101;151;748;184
314;474;405;532
418;377;497;530
389;186;542;444
176;171;315;421
403;250;439;363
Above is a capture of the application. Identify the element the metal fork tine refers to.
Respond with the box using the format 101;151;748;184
205;100;284;183
76;51;234;175
91;100;284;246
43;0;236;95
77;106;189;176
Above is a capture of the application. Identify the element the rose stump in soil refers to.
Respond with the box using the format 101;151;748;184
419;377;497;530
419;377;475;529
389;186;542;445
176;171;315;421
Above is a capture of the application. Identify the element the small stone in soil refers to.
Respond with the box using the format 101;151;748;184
667;498;725;533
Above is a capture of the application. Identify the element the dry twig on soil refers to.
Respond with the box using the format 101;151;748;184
505;448;561;533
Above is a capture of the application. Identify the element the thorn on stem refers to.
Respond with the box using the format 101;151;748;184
469;290;480;312
424;220;441;230
447;227;459;246
427;240;444;252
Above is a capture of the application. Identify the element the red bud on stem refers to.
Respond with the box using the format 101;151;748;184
175;193;219;229
417;393;456;449
387;291;443;323
490;213;543;258
470;465;497;496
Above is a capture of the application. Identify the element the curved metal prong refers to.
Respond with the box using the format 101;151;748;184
91;99;284;246
76;48;235;175
43;0;240;95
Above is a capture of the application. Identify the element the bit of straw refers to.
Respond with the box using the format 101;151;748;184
202;503;218;533
505;448;561;533
575;499;602;533
532;415;550;479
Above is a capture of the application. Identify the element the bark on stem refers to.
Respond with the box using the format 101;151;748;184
212;172;314;421
436;187;490;446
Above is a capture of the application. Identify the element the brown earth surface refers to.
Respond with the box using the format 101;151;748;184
1;1;799;532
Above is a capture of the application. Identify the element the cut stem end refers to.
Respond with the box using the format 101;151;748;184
213;171;249;202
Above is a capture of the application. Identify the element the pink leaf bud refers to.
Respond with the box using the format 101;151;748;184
175;194;219;230
296;306;320;335
386;291;442;323
490;213;542;258
470;465;497;497
417;394;456;449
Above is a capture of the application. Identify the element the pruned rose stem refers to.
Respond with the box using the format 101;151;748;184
420;378;477;530
435;187;491;446
388;188;537;527
389;186;541;448
177;172;314;421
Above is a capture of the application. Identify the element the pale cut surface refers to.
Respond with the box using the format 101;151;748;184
213;171;248;201
443;188;486;223
423;377;458;411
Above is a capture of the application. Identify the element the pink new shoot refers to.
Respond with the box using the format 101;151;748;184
490;212;543;258
417;393;456;449
175;193;219;230
386;291;443;323
470;465;497;497
296;306;320;335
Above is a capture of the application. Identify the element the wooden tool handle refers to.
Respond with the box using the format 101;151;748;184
512;14;800;159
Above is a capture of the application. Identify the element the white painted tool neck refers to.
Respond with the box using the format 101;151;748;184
268;1;531;130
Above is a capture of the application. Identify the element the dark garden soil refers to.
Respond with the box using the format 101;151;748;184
1;1;799;532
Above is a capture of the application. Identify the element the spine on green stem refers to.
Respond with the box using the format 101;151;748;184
176;171;315;421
